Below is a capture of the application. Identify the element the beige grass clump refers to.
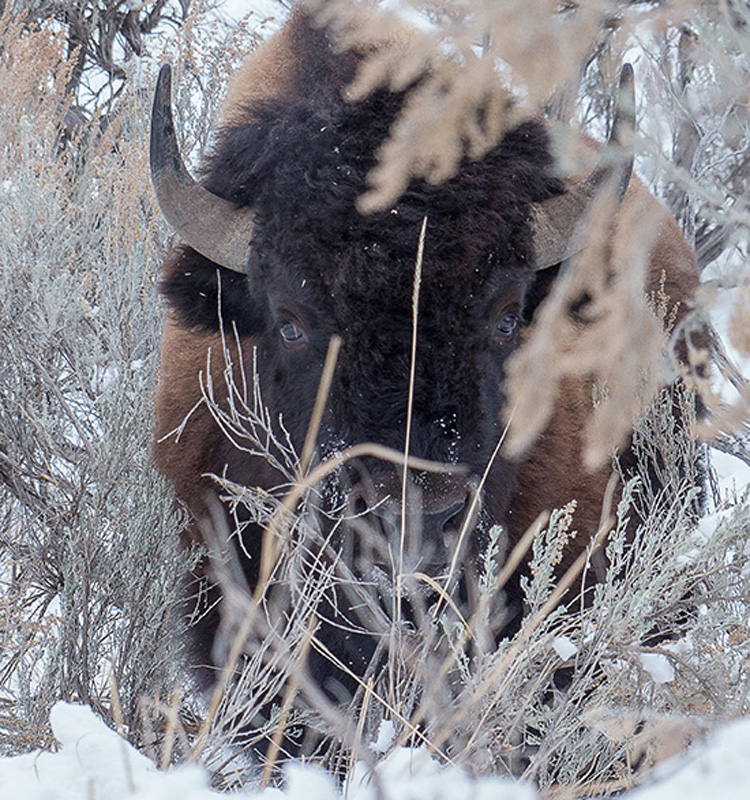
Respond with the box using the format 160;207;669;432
504;183;668;467
306;0;703;213
306;0;616;211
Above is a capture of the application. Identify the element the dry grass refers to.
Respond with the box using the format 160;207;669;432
190;351;750;792
503;184;668;466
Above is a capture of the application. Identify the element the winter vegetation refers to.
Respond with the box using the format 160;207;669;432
2;700;750;800
0;0;749;798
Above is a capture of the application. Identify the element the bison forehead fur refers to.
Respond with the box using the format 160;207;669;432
151;8;700;708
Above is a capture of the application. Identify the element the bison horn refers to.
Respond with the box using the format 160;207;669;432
150;64;255;273
532;63;636;270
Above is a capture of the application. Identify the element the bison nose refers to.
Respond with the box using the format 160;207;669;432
372;498;469;536
370;492;476;574
425;499;470;537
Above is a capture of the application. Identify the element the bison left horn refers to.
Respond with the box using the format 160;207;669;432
532;64;636;270
150;64;255;273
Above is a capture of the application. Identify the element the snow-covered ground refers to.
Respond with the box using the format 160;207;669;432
1;702;750;800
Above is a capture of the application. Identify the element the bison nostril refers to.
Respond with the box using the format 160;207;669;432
427;499;470;535
370;503;400;539
369;498;471;539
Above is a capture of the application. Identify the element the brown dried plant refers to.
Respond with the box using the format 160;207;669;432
307;0;700;211
503;182;668;467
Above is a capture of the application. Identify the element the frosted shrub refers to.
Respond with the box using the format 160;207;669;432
0;11;204;755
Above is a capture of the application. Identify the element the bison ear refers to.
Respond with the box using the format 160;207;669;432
160;246;268;336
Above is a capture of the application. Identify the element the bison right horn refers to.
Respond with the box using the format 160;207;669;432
150;64;255;273
531;63;636;270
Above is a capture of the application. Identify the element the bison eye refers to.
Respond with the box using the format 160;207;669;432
279;321;307;345
495;312;519;338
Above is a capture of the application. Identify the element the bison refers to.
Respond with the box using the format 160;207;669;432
150;7;701;734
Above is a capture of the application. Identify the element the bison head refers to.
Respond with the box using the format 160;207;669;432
150;54;633;595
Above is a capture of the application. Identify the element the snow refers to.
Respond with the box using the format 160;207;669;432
0;703;216;800
221;0;285;30
628;716;750;800
697;505;734;540
638;653;675;684
3;703;750;800
373;719;397;753
552;635;579;661
0;703;534;800
710;449;750;508
347;749;536;800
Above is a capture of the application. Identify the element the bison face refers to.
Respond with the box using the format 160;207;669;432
151;62;633;585
159;112;553;579
250;234;533;573
163;216;536;578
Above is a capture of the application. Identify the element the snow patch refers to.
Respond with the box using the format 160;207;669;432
709;450;750;507
6;704;750;800
639;653;675;684
0;701;202;800
373;719;397;753
346;747;536;800
630;716;750;800
0;704;535;800
552;636;578;661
